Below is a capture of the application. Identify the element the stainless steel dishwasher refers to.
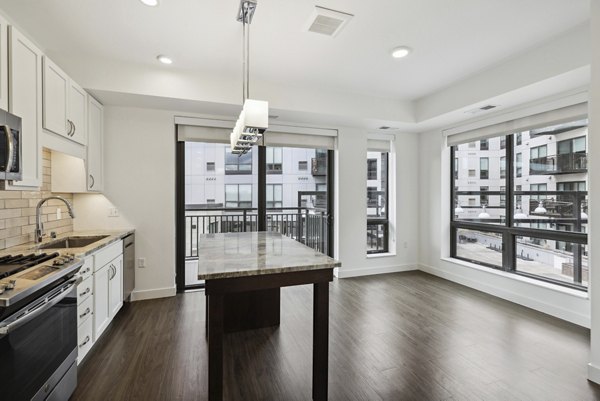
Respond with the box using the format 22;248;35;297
123;234;135;302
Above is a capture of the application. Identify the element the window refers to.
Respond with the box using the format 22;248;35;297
316;183;327;192
468;169;476;177
225;184;252;208
266;147;283;174
266;184;283;208
480;186;489;205
206;162;215;172
468;142;476;148
454;158;458;179
298;161;308;171
225;149;252;174
367;159;378;180
450;118;589;290
500;138;506;149
480;139;489;150
480;157;489;179
367;152;389;254
516;185;522;205
206;199;215;204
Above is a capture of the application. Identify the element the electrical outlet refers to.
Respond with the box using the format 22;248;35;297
108;208;119;217
138;258;146;268
56;208;62;220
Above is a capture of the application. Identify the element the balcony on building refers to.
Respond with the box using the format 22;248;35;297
529;152;587;175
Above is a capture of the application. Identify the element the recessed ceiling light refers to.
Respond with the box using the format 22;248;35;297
157;55;173;65
391;46;411;59
140;0;159;6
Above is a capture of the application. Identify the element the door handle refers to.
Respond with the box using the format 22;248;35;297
89;174;95;188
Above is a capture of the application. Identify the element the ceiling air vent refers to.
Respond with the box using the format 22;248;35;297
306;6;353;37
465;104;499;115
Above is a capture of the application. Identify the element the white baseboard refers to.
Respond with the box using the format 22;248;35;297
419;263;590;328
336;263;417;279
130;286;176;301
588;363;600;384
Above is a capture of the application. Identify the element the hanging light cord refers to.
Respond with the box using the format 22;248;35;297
241;2;251;103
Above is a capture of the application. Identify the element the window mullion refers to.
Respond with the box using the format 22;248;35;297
504;134;515;271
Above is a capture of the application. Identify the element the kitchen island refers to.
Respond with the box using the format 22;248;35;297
198;231;340;401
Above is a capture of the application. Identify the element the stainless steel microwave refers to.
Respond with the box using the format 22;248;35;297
0;109;22;181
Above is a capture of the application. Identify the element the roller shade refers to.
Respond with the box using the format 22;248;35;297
176;116;337;149
177;124;230;143
367;138;392;152
446;102;588;147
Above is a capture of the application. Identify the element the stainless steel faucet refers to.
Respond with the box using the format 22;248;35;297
35;196;75;243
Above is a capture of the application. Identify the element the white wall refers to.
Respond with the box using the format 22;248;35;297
336;128;419;277
73;107;177;301
418;124;590;328
587;0;600;385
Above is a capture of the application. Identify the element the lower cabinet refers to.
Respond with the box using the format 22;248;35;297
77;240;124;364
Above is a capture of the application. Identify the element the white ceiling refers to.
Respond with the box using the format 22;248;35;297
0;0;590;101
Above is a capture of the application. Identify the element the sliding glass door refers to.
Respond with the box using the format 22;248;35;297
176;138;334;291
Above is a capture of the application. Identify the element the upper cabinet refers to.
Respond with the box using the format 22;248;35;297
87;96;104;192
0;14;8;111
7;26;42;189
42;56;87;146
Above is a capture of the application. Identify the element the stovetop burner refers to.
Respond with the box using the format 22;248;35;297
0;253;60;279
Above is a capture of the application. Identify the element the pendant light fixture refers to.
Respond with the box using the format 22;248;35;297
478;204;491;219
534;200;547;214
230;0;269;155
514;203;528;219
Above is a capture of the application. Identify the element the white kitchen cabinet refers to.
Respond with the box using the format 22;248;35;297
109;254;123;318
42;57;68;137
42;56;87;145
0;14;8;111
68;80;87;145
93;263;110;341
92;240;123;343
87;95;104;191
7;26;42;189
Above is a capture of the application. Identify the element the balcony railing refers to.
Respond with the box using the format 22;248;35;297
185;206;328;259
529;153;587;175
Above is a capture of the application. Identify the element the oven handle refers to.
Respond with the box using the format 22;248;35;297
3;125;13;173
0;276;82;335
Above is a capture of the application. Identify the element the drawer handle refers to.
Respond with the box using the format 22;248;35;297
79;288;91;297
79;307;91;319
79;335;90;348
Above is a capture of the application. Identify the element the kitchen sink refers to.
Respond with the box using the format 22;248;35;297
38;235;110;249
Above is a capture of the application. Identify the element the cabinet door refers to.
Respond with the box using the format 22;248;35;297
0;14;8;111
68;80;87;145
8;26;42;188
87;96;104;191
93;264;110;341
109;255;123;318
42;57;68;137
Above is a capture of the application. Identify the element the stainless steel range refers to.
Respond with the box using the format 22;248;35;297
0;251;83;401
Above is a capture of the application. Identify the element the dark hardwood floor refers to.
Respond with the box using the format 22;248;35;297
71;271;600;401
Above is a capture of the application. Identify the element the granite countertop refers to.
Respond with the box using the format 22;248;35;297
1;229;135;258
197;231;341;280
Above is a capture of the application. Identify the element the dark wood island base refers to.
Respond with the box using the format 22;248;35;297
205;268;333;401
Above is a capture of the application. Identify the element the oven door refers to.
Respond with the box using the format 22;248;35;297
0;277;80;401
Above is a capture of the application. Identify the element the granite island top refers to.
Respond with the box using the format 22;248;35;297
197;232;341;280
